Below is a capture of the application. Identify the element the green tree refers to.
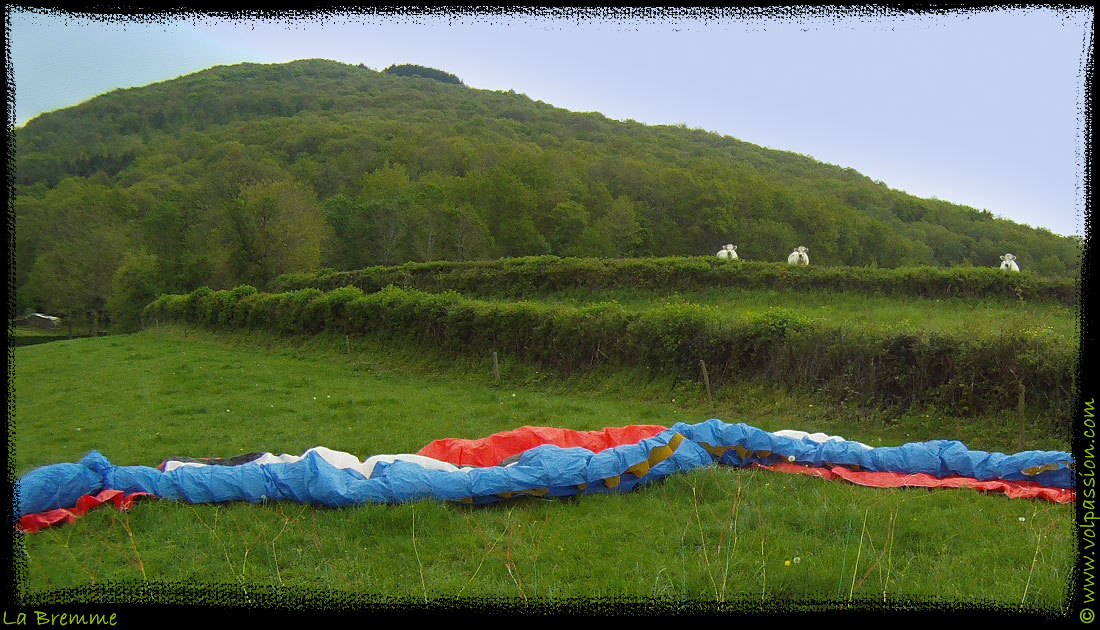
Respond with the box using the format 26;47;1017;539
383;64;464;85
219;180;331;288
107;250;164;332
322;193;369;269
580;196;644;258
1033;254;1067;277
446;205;492;261
365;198;411;266
547;200;590;255
25;226;127;336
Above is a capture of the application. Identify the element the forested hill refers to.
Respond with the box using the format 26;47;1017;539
14;58;1079;326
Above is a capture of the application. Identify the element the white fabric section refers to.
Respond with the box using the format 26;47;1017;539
162;461;207;472
771;429;872;450
360;454;464;477
161;447;464;477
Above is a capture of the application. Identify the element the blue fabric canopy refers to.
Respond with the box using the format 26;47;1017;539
672;420;1074;488
14;420;1074;520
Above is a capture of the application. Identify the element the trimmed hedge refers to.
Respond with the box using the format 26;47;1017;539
145;285;1076;424
270;256;1078;305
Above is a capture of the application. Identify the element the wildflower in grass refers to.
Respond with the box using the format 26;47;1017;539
793;557;801;564
785;560;791;566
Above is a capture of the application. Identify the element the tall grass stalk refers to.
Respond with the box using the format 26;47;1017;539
849;509;869;601
412;505;427;603
1022;507;1043;605
720;471;743;601
691;485;720;600
759;510;767;601
883;507;898;602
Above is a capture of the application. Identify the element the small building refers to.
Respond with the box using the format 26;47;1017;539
23;313;61;330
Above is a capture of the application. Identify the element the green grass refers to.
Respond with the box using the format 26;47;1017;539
11;328;1074;608
8;322;100;347
513;287;1080;340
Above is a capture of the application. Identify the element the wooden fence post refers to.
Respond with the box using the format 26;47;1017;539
1017;380;1027;451
700;359;714;409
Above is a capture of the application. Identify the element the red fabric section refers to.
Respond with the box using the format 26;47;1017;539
759;462;1075;503
17;489;155;533
417;424;669;467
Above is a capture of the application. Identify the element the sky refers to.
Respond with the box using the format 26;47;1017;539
6;7;1093;238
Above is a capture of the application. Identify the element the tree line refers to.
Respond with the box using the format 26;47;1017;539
13;59;1081;332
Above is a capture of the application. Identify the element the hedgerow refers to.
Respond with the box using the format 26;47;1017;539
271;257;1076;305
145;285;1075;424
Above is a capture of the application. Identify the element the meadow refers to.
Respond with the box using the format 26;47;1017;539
11;325;1075;610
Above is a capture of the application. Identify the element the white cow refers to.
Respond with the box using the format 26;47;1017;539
787;246;809;266
716;244;739;260
1000;253;1020;272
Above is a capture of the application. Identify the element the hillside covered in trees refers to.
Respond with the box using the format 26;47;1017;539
13;59;1081;329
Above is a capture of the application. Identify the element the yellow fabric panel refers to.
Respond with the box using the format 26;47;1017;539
605;475;621;488
694;441;784;463
496;487;550;499
1022;462;1071;476
667;432;685;452
700;442;729;458
625;459;651;478
625;432;685;477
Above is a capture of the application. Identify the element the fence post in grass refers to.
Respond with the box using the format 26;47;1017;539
493;351;500;382
700;359;714;409
1017;380;1026;451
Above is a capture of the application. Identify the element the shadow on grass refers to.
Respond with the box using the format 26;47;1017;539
9;332;105;347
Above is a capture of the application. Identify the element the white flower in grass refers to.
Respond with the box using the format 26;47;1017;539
1019;517;1026;522
793;557;801;564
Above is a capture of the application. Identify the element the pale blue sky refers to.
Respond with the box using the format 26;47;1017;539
7;7;1093;237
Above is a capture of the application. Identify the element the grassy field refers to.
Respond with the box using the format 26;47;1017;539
512;287;1079;340
11;327;1074;609
8;322;100;347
